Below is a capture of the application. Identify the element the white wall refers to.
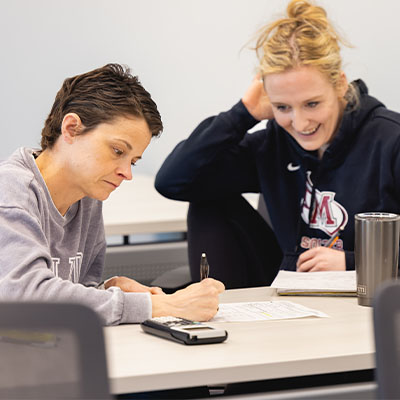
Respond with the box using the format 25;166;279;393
1;0;399;175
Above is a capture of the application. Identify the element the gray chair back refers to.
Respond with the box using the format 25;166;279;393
214;382;376;399
373;280;400;399
0;302;110;399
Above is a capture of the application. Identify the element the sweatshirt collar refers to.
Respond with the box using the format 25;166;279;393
21;147;79;225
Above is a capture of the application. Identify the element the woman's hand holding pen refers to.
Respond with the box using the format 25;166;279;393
296;247;346;272
242;74;274;121
151;278;225;322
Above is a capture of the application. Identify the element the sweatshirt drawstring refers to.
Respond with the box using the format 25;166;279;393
294;167;319;253
308;184;317;232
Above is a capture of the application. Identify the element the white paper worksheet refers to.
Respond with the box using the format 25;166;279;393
211;301;328;322
270;270;357;295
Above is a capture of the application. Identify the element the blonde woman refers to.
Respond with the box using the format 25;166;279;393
155;0;400;288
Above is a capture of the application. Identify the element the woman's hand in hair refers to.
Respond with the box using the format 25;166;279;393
242;74;274;121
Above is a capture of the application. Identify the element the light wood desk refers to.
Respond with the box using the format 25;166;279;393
102;174;189;236
104;287;374;395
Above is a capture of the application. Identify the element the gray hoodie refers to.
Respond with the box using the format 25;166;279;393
0;147;152;325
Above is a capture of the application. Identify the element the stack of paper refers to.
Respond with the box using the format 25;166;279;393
270;270;357;296
212;301;328;322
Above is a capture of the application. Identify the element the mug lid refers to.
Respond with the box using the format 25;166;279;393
355;212;400;221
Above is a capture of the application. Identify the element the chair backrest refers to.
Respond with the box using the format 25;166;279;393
257;194;273;228
373;280;400;399
216;382;376;399
0;302;110;399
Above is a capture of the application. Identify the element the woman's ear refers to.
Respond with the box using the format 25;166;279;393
61;113;83;144
338;72;348;99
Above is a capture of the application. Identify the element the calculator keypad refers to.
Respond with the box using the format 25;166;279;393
151;316;199;327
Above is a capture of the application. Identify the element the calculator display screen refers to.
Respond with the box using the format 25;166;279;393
181;326;214;331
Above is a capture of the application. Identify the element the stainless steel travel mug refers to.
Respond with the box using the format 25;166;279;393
355;212;400;306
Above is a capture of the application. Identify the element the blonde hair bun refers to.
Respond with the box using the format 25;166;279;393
287;0;327;21
253;0;359;108
286;0;336;43
255;0;349;91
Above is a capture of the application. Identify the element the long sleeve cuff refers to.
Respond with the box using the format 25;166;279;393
120;292;152;323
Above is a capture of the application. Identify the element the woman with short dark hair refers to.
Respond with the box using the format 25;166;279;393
0;63;224;325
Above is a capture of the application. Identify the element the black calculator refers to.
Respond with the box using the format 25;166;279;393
141;316;228;345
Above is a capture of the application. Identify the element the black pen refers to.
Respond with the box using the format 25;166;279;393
200;253;209;281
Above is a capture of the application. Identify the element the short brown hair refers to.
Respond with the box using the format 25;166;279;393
41;63;163;150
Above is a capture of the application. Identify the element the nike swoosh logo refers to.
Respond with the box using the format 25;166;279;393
287;163;300;172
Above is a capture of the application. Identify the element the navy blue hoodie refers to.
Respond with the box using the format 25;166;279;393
155;81;400;270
